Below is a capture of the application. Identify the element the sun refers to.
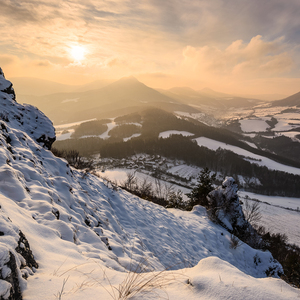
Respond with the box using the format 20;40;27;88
70;45;86;61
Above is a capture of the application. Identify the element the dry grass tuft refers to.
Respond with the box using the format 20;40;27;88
53;256;188;299
90;257;187;300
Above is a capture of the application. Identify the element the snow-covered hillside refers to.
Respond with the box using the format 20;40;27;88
97;162;300;247
194;136;300;175
0;70;299;299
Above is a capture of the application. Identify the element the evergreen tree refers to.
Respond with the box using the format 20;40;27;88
186;167;216;209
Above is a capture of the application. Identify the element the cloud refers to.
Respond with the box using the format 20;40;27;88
0;0;38;23
33;60;54;67
0;54;18;66
0;54;62;80
0;1;299;94
182;35;294;80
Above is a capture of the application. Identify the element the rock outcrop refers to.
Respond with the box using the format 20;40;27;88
207;177;283;276
0;212;38;300
0;69;55;149
0;68;15;101
207;177;247;232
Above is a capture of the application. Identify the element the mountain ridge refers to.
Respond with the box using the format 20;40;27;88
271;91;300;107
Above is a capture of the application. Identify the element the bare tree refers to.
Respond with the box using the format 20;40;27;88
123;171;137;191
243;199;262;226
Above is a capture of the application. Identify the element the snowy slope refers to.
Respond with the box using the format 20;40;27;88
95;159;300;247
0;71;299;299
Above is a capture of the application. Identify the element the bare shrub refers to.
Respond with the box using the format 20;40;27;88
122;172;137;191
243;199;261;226
154;178;163;199
165;190;184;209
51;147;65;158
51;148;94;169
163;183;175;201
137;178;153;199
120;174;184;209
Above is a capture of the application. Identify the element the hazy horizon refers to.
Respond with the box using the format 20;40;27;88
7;74;292;100
1;1;300;96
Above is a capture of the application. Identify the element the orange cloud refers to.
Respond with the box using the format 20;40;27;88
0;54;18;67
182;35;294;79
0;1;299;95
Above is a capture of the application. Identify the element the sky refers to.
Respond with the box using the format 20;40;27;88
1;0;300;95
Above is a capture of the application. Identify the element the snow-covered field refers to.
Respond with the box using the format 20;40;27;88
167;164;201;181
240;118;270;133
247;201;300;246
239;192;300;246
238;113;300;134
124;133;141;142
1;72;299;299
56;119;143;142
56;129;75;141
224;105;300;139
278;131;300;140
55;119;118;140
194;136;300;175
55;119;97;130
272;112;300;132
174;111;222;127
239;191;300;211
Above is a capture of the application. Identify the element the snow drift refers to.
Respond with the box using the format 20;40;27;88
0;70;298;299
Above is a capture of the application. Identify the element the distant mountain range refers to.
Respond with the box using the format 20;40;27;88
12;75;300;125
160;86;264;109
10;76;113;96
18;76;199;124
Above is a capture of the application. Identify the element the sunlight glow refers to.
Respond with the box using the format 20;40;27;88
70;45;86;61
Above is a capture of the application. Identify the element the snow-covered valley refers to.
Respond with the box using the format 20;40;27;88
1;70;300;299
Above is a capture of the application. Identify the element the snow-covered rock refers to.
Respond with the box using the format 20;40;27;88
0;71;297;299
0;68;15;101
0;69;55;150
207;177;246;231
206;177;283;277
